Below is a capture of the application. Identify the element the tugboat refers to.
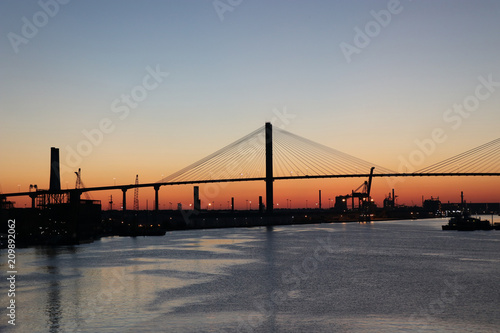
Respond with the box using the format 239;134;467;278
442;211;492;231
442;191;493;231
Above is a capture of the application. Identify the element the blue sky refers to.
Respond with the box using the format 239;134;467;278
1;0;499;201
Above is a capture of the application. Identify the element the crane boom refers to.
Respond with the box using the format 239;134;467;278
75;168;92;200
367;167;375;199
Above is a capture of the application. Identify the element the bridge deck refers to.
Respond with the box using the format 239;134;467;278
2;173;499;198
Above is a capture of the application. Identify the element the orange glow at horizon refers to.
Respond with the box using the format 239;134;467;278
4;176;499;210
1;140;499;210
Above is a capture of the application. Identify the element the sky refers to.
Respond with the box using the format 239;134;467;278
1;0;499;209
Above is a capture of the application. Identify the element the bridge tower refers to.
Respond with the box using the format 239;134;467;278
265;122;273;213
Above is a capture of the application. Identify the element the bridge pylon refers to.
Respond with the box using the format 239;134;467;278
265;122;273;213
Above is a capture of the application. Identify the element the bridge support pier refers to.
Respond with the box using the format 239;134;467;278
30;194;36;209
154;185;160;211
265;122;273;214
122;188;127;212
194;186;201;212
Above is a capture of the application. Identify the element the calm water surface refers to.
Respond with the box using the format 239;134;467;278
1;218;499;332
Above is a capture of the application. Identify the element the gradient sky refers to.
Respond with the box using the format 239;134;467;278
1;0;499;208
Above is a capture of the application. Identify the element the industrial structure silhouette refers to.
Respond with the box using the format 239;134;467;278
2;122;500;212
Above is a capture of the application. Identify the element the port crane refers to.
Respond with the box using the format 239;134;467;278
351;167;375;209
334;167;375;211
75;168;92;200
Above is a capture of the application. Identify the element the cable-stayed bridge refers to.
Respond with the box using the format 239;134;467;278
2;123;499;212
160;124;395;183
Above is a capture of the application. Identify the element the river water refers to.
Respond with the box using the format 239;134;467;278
1;218;499;332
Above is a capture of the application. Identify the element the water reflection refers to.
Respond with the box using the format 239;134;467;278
31;246;84;332
46;265;61;332
38;248;66;333
263;226;277;331
14;221;500;332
